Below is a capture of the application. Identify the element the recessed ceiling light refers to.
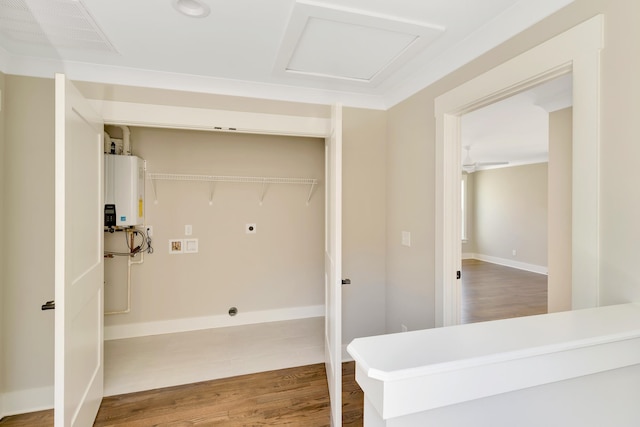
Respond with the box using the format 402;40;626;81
173;0;210;18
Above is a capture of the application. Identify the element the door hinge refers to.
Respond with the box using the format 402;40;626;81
456;270;461;280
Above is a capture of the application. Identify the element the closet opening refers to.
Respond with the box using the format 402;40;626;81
102;125;326;396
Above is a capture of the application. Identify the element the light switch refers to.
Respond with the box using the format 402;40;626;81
185;225;192;236
402;231;411;247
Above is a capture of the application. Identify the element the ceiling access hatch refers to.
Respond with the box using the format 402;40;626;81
275;1;445;86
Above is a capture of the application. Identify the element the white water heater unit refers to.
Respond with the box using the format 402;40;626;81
104;154;145;227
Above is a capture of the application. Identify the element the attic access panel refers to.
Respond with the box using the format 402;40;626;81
275;1;444;86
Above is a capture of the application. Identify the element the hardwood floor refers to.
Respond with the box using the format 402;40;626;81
0;362;363;427
1;260;546;426
461;259;548;324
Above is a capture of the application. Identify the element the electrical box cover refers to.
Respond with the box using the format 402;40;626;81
104;154;145;227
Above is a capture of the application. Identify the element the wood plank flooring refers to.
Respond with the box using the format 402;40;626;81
2;260;547;426
461;259;548;324
0;362;363;427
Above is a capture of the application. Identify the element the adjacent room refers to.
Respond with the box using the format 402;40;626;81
459;75;573;323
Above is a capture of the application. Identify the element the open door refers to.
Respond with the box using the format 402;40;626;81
325;103;343;426
54;73;104;426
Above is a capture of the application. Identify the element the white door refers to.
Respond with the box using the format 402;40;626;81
54;73;105;426
325;103;343;426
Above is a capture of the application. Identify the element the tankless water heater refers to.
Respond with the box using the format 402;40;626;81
104;154;145;227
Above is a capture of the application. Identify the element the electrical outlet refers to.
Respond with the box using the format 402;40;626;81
185;224;192;236
512;249;517;256
146;226;153;237
246;223;256;234
401;324;408;333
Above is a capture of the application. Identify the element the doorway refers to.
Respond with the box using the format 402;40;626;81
434;15;603;327
458;75;573;323
101;125;327;395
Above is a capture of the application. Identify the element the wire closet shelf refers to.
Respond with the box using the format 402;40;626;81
146;173;318;205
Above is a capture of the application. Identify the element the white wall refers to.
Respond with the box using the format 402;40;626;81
548;107;573;312
383;364;640;426
2;75;55;415
385;0;640;332
472;164;548;270
104;126;325;335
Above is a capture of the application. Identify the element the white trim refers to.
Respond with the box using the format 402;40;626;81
348;303;640;420
89;100;331;138
470;253;548;275
274;0;444;87
104;305;324;341
0;2;572;110
1;55;388;110
435;15;603;327
461;252;475;260
1;386;54;417
383;0;576;107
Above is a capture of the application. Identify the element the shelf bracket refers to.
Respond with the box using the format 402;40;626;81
259;179;268;206
150;178;159;204
209;182;215;205
306;181;317;206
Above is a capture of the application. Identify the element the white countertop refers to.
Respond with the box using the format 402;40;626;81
348;303;640;382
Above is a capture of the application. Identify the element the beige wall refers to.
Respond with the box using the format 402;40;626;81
548;108;573;312
597;0;640;305
386;93;436;332
386;0;640;330
342;107;387;344
2;76;55;407
473;164;548;268
4;0;640;413
1;76;387;412
0;71;5;414
461;173;476;255
104;127;325;328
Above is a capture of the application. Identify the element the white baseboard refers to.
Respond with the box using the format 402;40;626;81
471;253;548;275
105;304;325;341
461;252;475;260
1;386;53;418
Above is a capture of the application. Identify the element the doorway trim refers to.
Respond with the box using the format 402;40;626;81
434;15;604;327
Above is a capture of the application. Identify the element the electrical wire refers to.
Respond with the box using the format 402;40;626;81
104;226;154;256
126;227;154;254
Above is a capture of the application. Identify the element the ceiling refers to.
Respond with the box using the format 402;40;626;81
461;73;573;171
0;0;573;109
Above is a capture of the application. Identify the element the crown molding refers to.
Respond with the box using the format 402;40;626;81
2;54;388;110
381;0;575;108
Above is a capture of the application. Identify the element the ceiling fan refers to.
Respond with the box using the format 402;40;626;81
462;146;508;173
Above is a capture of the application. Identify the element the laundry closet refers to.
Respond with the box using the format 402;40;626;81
102;124;326;395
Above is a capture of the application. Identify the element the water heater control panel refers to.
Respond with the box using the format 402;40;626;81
104;154;145;227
